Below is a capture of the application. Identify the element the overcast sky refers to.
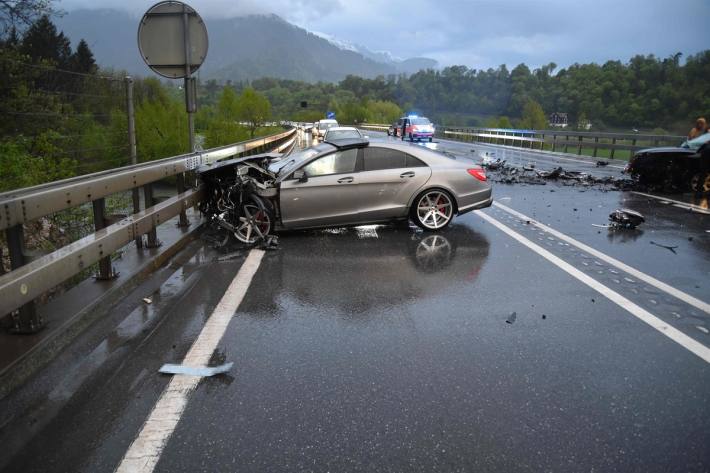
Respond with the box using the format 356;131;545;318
60;0;708;69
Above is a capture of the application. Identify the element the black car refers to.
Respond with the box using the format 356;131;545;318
626;133;710;193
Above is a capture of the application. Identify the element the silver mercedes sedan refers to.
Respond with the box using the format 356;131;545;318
198;138;492;243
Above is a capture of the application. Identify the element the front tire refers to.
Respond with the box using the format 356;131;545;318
234;195;274;244
411;189;454;231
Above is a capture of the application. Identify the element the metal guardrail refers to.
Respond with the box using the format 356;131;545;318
441;127;685;159
0;127;297;330
358;124;684;159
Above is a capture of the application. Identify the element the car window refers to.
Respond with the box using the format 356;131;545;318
406;154;428;167
364;147;408;171
410;118;431;125
303;149;358;177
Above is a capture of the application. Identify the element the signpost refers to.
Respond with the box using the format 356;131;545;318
326;111;336;119
138;1;208;226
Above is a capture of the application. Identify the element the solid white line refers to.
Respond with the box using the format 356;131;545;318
115;249;265;473
475;210;710;363
492;201;710;315
631;191;710;214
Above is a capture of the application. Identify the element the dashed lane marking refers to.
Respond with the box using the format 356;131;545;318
475;210;710;364
115;249;265;473
492;201;710;316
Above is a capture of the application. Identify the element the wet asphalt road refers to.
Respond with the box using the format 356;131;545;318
1;131;709;472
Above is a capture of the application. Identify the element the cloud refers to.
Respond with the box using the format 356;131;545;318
60;0;708;69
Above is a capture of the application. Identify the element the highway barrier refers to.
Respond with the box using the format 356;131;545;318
0;127;297;330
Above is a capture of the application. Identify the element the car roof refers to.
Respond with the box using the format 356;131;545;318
326;126;358;132
323;137;369;149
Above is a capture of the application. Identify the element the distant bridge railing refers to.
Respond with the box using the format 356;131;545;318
0;127;297;331
441;127;684;159
358;124;684;159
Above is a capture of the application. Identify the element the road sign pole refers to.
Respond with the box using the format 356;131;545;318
125;76;143;248
178;4;194;227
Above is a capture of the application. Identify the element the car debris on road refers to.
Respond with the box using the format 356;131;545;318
608;209;645;229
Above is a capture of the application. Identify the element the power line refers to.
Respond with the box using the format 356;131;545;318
0;56;123;81
0;110;114;118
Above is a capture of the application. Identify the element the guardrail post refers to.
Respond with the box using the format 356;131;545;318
176;173;189;227
610;138;616;159
92;198;117;280
577;135;583;155
5;225;43;333
552;134;556;152
593;137;599;157
143;184;161;249
564;137;569;153
630;138;637;160
540;133;545;150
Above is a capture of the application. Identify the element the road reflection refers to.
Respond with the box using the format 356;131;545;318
258;224;490;315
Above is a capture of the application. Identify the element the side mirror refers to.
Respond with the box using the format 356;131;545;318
293;169;308;182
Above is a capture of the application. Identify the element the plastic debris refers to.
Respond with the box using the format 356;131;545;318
608;209;645;229
142;297;152;304
505;312;517;324
596;161;609;167
159;362;234;377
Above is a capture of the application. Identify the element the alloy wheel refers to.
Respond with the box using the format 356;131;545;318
234;203;271;244
415;191;453;230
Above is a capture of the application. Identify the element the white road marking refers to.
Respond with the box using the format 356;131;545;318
631;191;710;214
115;249;265;473
492;201;710;315
475;210;710;364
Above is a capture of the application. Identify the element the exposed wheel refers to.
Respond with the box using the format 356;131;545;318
693;173;710;194
234;195;273;244
412;189;454;230
401;133;405;141
409;133;413;141
429;137;433;142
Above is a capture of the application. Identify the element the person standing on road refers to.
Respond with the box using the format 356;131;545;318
688;117;707;140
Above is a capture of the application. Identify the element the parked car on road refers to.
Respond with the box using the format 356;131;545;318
323;126;365;141
312;119;339;141
626;132;710;192
198;138;492;243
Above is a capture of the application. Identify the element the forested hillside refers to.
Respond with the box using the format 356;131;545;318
239;53;710;132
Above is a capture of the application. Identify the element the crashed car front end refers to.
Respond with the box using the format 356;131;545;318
626;146;698;190
197;153;283;246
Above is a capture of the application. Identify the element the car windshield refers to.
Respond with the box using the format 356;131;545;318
269;144;332;176
323;122;338;129
411;118;432;125
682;132;710;151
326;130;361;139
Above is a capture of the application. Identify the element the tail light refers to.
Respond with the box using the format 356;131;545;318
467;168;487;181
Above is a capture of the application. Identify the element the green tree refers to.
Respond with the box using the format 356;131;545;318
236;87;271;138
70;38;95;74
519;99;547;130
20;14;71;68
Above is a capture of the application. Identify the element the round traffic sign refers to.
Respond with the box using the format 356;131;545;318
137;1;208;79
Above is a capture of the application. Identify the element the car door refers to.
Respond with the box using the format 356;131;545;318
280;148;362;228
357;146;431;221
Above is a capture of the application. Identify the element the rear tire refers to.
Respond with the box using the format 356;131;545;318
429;137;433;142
411;189;454;231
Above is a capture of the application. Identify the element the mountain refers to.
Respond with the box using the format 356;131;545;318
55;10;438;83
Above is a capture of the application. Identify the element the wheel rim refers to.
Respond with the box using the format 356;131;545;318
416;191;453;229
704;174;710;193
235;203;271;244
